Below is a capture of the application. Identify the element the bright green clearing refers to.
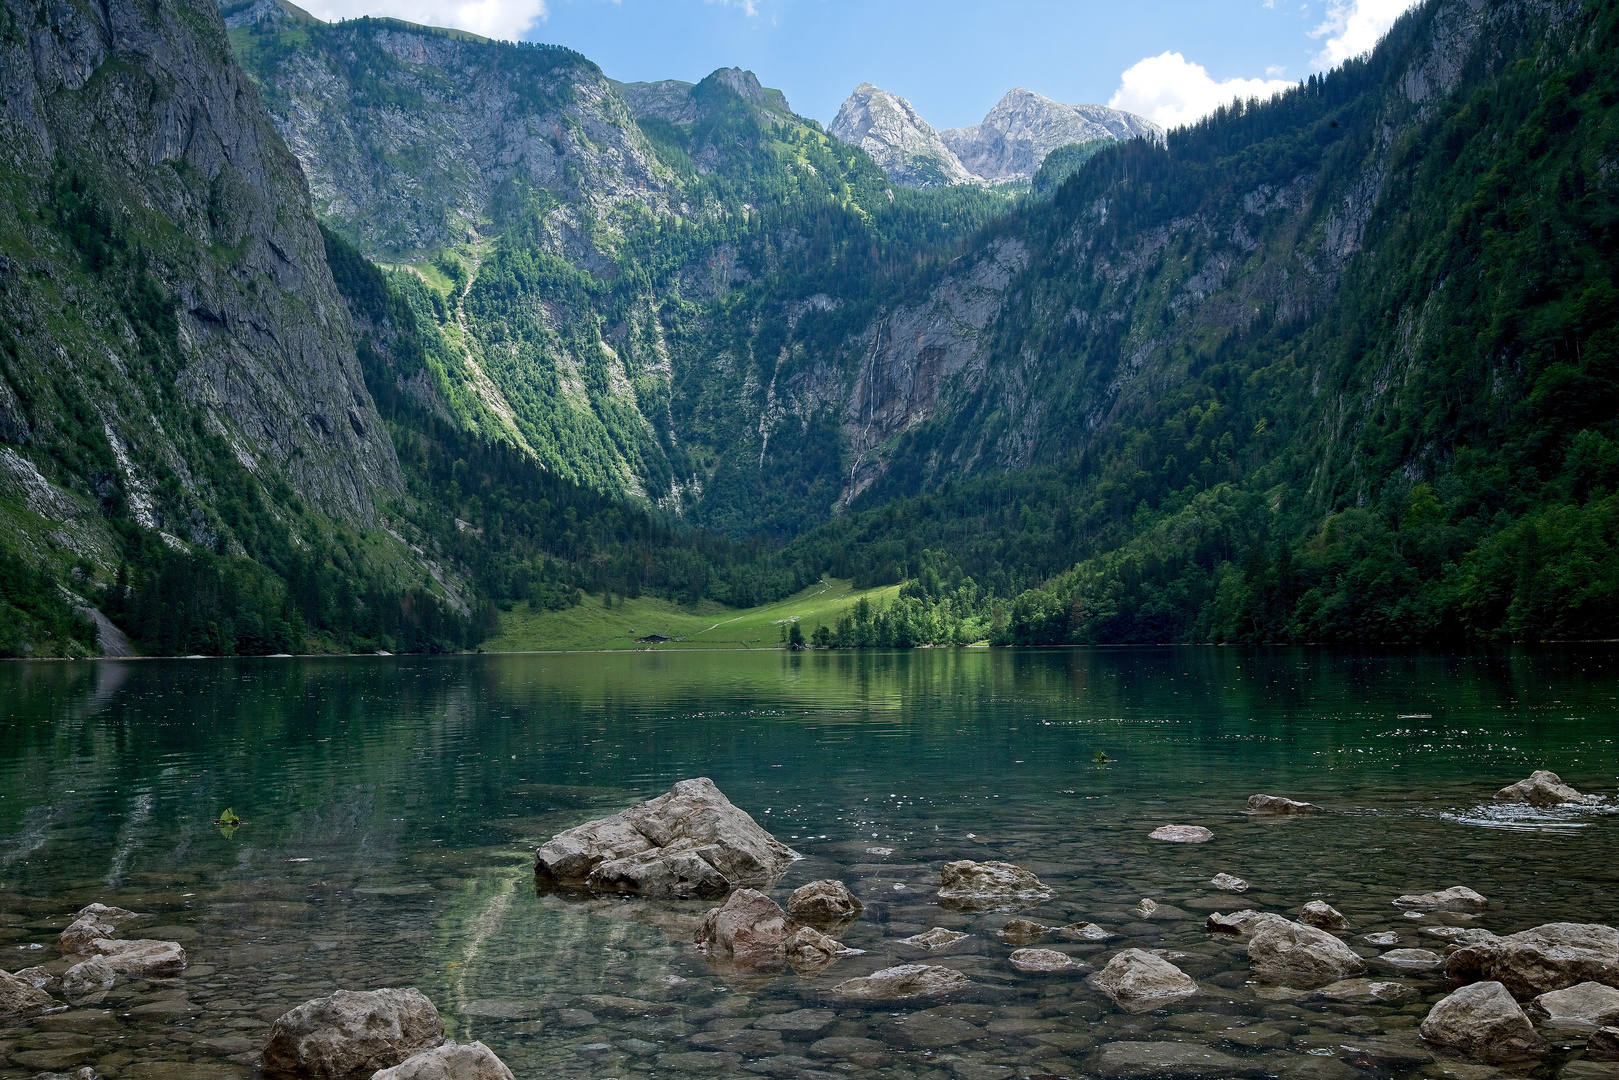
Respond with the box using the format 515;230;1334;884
483;577;909;651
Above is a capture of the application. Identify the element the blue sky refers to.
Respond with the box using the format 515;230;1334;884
300;0;1420;130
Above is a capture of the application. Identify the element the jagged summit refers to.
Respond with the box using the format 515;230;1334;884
828;83;976;189
615;67;795;128
830;83;1160;187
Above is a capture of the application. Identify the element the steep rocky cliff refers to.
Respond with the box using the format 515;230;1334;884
939;88;1162;180
828;83;976;188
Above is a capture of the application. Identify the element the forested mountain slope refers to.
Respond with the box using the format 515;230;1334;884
791;0;1619;643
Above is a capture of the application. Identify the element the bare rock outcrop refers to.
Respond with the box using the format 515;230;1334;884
369;1041;515;1080
1445;923;1619;999
1420;981;1545;1062
829;84;976;188
534;778;798;899
937;860;1053;909
262;988;444;1078
1495;770;1600;807
1248;919;1367;984
1089;948;1198;1012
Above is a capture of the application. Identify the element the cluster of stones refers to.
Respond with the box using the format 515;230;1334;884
0;902;188;1021
261;986;516;1078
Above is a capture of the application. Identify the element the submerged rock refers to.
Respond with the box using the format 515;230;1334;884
1424;926;1501;948
900;927;969;950
1247;794;1323;814
1444;923;1619;998
1150;824;1213;842
1211;873;1250;892
784;926;853;971
1089;948;1198;1012
1362;932;1400;946
83;938;185;978
785;879;862;926
262;987;444;1078
1097;1041;1248;1077
1393;886;1489;913
998;918;1053;944
1009;948;1086;974
1135;898;1160;917
60;957;117;1002
0;968;57;1018
11;965;54;991
1059;921;1116;941
1248;919;1367;983
1301;901;1350;931
1207;910;1289;936
1495;770;1600;807
1380;948;1444;969
1532;981;1619;1030
696;888;796;958
533;778;798;899
1315;978;1418;1005
938;859;1053;908
370;1041;515;1080
58;904;141;956
1421;981;1545;1062
831;963;969;1000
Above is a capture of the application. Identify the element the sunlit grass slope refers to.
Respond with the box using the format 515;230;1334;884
483;578;903;652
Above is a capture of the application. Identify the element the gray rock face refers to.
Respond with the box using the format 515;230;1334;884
1096;1041;1249;1078
58;904;140;955
617;68;792;130
1089;948;1199;1012
1009;947;1085;974
1247;794;1324;814
829;84;975;188
1533;981;1619;1029
938;88;1161;181
695;888;796;958
1420;981;1545;1062
1150;825;1213;843
937;860;1053;909
0;968;56;1017
1590;1026;1619;1060
369;1041;515;1080
1248;919;1367;984
534;778;798;898
1495;770;1600;806
261;988;444;1078
60;956;117;1002
785;879;862;926
1444;923;1619;998
1393;886;1489;912
1301;901;1350;931
830;964;969;1000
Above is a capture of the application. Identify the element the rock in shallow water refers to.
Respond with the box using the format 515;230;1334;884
0;968;57;1018
1211;873;1250;892
60;956;116;1002
261;987;444;1078
1149;824;1213;843
785;879;862;925
1393;886;1489;913
1379;948;1443;969
1059;921;1115;941
1247;794;1323;814
83;938;185;978
1533;982;1619;1030
1089;948;1198;1012
370;1041;515;1080
57;903;141;956
533;778;798;899
1248;919;1367;984
1301;901;1350;931
1096;1041;1251;1077
938;859;1054;909
1445;923;1619;998
1590;1027;1619;1061
1315;977;1418;1005
1009;948;1086;974
999;918;1053;944
1207;909;1288;936
1421;981;1545;1063
695;888;795;958
831;963;969;1000
901;927;968;950
1494;770;1600;807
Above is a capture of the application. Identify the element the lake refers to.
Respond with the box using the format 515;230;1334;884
1;647;1616;1079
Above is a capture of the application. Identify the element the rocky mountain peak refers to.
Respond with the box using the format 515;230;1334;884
617;67;793;128
940;88;1162;181
828;83;975;189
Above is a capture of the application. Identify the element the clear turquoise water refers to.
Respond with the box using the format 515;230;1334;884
0;648;1616;1079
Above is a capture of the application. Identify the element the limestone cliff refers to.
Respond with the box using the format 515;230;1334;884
828;83;976;188
940;89;1162;181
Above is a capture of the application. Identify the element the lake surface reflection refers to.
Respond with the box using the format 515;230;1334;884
1;648;1616;1080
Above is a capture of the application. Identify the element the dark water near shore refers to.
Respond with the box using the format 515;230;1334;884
1;648;1617;1080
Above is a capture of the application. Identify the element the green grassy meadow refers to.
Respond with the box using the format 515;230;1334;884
483;578;904;652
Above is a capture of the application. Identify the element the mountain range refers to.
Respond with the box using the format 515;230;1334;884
830;83;1162;188
0;0;1613;656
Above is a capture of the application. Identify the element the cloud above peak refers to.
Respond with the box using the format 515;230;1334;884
1109;52;1292;130
300;0;548;40
1311;0;1422;69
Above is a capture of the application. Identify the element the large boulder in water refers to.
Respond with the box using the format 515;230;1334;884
1420;981;1545;1062
0;968;57;1018
59;903;141;955
937;860;1053;909
1495;770;1599;807
786;880;862;926
1248;919;1366;984
262;988;444;1078
1089;948;1198;1012
1444;923;1619;999
370;1041;515;1080
1532;981;1619;1030
533;778;798;899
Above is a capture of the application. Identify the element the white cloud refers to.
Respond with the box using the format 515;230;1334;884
301;0;548;41
1109;52;1293;130
1310;0;1422;69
